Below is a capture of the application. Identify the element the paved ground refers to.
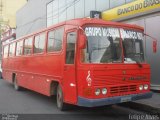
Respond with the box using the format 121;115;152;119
135;92;160;110
120;92;160;115
0;79;159;120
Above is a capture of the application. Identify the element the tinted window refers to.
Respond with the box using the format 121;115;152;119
16;41;23;56
47;30;54;52
9;43;16;57
53;27;64;51
34;33;45;53
3;45;9;58
66;32;76;64
24;37;33;55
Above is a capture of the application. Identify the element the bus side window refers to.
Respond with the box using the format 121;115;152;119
53;27;64;51
9;43;16;57
47;30;54;52
34;33;45;54
16;40;23;56
24;37;33;55
3;45;9;58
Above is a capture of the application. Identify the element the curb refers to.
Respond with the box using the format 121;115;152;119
120;102;160;114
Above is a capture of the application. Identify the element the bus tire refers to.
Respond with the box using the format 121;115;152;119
0;72;2;79
56;85;68;111
13;76;21;91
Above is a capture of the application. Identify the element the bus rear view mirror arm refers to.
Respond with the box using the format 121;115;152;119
144;33;158;53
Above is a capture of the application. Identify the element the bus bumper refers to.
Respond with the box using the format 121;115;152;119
77;92;152;107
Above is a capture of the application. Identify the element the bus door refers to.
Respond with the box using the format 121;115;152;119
63;30;77;104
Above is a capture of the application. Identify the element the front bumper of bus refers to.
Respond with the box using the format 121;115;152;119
77;92;152;107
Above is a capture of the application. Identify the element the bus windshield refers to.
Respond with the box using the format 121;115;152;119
120;28;144;63
81;26;144;64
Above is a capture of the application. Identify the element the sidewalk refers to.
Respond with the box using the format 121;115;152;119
121;92;160;114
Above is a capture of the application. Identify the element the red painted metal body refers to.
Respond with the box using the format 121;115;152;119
1;18;151;106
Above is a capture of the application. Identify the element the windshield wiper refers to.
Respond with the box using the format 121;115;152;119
133;53;143;68
134;58;142;68
127;56;143;68
124;52;143;68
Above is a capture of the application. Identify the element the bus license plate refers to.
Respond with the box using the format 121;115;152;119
121;96;131;102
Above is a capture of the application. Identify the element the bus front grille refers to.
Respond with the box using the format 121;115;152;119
110;85;137;94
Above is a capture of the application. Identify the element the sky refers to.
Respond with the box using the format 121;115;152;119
1;0;26;28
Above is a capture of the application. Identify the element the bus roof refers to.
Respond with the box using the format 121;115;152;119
2;18;144;44
27;18;144;38
65;18;144;31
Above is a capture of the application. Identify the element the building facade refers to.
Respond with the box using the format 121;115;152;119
16;0;135;37
16;0;160;90
16;0;52;38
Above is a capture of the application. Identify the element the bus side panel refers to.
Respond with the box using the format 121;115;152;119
6;53;63;96
16;72;51;96
2;70;12;83
2;58;13;83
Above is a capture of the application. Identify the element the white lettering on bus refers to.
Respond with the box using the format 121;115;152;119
85;27;143;40
85;27;120;38
120;29;143;40
85;27;102;36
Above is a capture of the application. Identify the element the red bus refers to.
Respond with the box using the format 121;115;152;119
1;18;153;110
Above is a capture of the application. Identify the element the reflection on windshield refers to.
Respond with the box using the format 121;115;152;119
82;27;122;63
81;27;145;64
120;29;144;63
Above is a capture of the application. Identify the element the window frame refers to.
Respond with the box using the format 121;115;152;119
47;29;55;53
52;27;64;52
3;45;9;58
33;32;46;54
9;42;16;57
24;37;33;56
46;26;64;54
16;40;24;56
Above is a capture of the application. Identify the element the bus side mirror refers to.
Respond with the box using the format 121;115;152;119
79;35;87;49
144;33;157;53
153;40;157;53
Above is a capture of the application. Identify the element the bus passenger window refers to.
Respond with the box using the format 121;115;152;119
47;30;54;52
24;37;33;55
9;43;16;57
66;32;76;64
16;41;23;56
34;33;45;53
3;45;9;58
53;27;64;51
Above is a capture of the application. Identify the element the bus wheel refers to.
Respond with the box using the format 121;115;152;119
13;76;21;91
56;85;67;111
0;72;2;79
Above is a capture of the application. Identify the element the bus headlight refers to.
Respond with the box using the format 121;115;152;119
95;88;101;96
102;88;107;95
144;84;149;90
139;85;143;91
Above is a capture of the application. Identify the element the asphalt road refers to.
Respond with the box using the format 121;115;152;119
0;79;153;120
